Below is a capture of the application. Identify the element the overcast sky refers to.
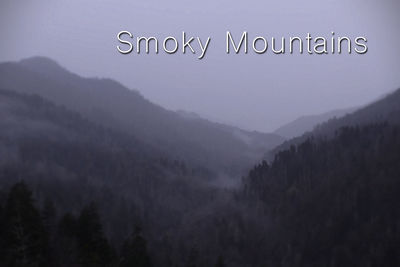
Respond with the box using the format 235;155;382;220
1;0;400;132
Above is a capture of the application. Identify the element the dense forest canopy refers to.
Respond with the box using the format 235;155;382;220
0;57;284;180
0;58;399;266
242;123;400;266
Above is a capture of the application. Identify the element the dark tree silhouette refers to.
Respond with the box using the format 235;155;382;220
215;255;226;267
77;203;116;267
3;182;47;267
120;226;152;267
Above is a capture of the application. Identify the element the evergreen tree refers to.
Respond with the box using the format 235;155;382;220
0;193;5;265
3;182;47;267
41;198;57;266
42;198;57;232
77;203;115;267
120;226;152;267
215;255;226;267
57;212;79;265
185;247;198;267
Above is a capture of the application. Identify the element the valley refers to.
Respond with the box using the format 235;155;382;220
0;57;399;267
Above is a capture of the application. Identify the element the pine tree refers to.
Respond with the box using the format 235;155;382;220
57;212;79;265
120;226;152;267
215;255;226;267
3;182;47;267
185;247;198;267
42;198;57;232
41;198;57;266
77;203;115;267
0;193;6;265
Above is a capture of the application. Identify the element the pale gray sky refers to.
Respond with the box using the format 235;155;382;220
1;0;399;132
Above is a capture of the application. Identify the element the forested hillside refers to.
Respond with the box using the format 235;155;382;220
274;107;356;139
0;89;224;266
270;88;400;158
0;60;399;266
0;57;284;178
243;123;400;266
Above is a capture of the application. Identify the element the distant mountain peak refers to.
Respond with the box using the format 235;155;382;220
176;110;203;120
0;57;286;178
19;56;64;71
274;107;357;139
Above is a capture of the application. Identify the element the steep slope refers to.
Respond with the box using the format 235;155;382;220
314;89;400;131
270;88;400;157
274;107;356;139
177;109;285;155
243;123;400;267
0;89;218;256
0;57;284;177
0;88;208;192
241;87;400;266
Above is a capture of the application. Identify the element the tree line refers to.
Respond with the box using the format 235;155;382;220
0;182;152;267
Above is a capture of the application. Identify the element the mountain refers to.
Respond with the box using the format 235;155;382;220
314;89;400;131
274;107;356;139
0;88;209;196
1;58;399;266
178;109;285;155
240;88;400;267
0;57;284;178
242;122;400;267
269;88;400;157
0;89;223;264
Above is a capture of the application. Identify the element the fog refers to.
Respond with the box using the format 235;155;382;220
1;0;399;132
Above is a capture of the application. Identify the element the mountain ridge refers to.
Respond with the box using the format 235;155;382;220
274;107;357;139
268;87;400;159
0;57;285;179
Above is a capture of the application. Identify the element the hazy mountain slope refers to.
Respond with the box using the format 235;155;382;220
314;89;400;131
243;123;400;267
0;89;256;267
0;89;218;246
177;109;285;154
0;57;284;177
274;107;356;139
269;88;400;157
240;88;400;267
